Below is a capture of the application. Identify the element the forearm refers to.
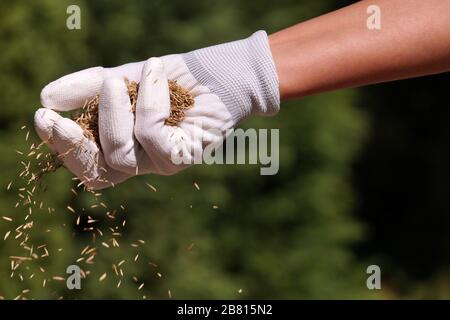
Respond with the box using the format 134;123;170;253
269;0;450;100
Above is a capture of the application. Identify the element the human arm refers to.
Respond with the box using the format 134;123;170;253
269;0;450;99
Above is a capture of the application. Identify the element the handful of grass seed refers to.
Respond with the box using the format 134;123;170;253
74;79;194;147
40;79;194;177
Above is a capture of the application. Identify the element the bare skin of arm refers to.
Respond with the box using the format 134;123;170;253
269;0;450;100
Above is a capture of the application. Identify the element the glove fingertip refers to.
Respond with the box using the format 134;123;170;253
34;108;62;151
40;66;105;111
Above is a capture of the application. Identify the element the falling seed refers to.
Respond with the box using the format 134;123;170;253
67;206;76;214
101;242;110;248
6;181;12;190
112;264;118;276
86;255;95;264
213;205;219;209
118;260;125;267
52;276;65;281
112;238;119;247
168;290;172;299
156;272;162;278
238;289;243;294
117;280;122;288
134;254;139;262
85;248;96;255
81;245;90;255
194;182;200;190
2;216;13;222
138;283;144;290
9;256;32;261
145;183;157;192
99;273;107;282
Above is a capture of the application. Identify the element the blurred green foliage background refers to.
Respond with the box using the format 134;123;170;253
0;0;448;299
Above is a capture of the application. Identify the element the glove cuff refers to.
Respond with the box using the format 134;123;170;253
182;30;280;124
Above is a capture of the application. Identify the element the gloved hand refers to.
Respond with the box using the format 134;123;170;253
34;31;280;189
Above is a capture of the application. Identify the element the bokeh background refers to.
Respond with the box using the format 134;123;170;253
0;0;449;299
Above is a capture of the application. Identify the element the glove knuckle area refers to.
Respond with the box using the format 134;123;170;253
101;77;125;97
134;124;169;154
103;147;137;175
154;160;187;176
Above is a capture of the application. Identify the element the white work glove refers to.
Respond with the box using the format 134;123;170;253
34;31;280;189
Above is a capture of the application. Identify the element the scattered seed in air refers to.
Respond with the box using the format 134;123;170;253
99;273;107;282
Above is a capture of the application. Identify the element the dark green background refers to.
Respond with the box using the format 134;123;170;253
0;0;448;299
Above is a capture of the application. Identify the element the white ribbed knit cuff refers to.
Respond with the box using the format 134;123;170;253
182;30;280;124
